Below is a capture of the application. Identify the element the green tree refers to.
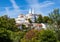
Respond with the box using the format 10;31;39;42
43;16;53;24
21;29;58;42
49;9;60;28
43;16;49;23
0;15;19;31
38;30;57;42
37;14;43;23
0;15;25;42
49;9;60;41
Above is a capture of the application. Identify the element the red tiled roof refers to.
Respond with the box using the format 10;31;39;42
35;24;42;27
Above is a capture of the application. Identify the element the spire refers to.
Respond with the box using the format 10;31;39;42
29;8;32;14
29;8;35;14
32;8;34;14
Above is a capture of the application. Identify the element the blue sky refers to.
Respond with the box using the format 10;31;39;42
0;0;60;18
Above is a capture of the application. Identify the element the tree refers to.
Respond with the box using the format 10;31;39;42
0;15;24;42
38;30;57;42
43;16;49;23
49;9;60;41
0;28;25;42
0;15;36;42
0;15;19;31
43;16;53;24
37;14;43;23
21;29;58;42
49;9;60;28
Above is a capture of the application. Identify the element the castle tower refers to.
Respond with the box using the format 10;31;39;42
29;8;35;14
29;8;32;14
32;8;34;14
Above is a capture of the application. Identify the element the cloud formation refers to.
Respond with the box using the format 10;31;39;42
0;0;55;18
4;0;21;18
39;1;54;8
5;7;9;15
26;0;54;14
10;0;19;9
10;0;21;12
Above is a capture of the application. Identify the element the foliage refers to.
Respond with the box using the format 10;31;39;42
49;8;60;28
37;14;43;23
28;19;32;23
21;29;58;42
39;30;57;42
21;30;39;42
0;15;25;42
0;28;26;42
43;16;53;24
24;29;37;39
49;9;60;41
0;15;19;31
0;8;60;42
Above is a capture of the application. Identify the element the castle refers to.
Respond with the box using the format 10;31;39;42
15;9;46;30
15;9;38;24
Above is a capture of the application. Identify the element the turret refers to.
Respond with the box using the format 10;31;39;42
29;9;32;14
29;8;35;14
32;8;35;14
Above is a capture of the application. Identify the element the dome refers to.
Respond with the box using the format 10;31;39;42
18;14;24;18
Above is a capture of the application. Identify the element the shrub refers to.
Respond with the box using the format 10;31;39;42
21;29;58;42
38;30;58;42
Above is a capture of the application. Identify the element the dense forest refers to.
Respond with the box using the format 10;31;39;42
0;9;60;42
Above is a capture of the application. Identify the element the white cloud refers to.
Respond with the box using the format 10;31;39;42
4;7;28;18
39;1;54;8
5;7;9;15
0;0;55;18
10;0;21;12
26;0;54;14
26;0;54;8
3;0;22;18
10;0;19;9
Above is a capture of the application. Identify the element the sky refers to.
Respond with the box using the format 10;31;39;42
0;0;60;18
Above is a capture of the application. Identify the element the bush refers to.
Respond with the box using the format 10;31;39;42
21;29;58;42
0;28;25;42
38;30;58;42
